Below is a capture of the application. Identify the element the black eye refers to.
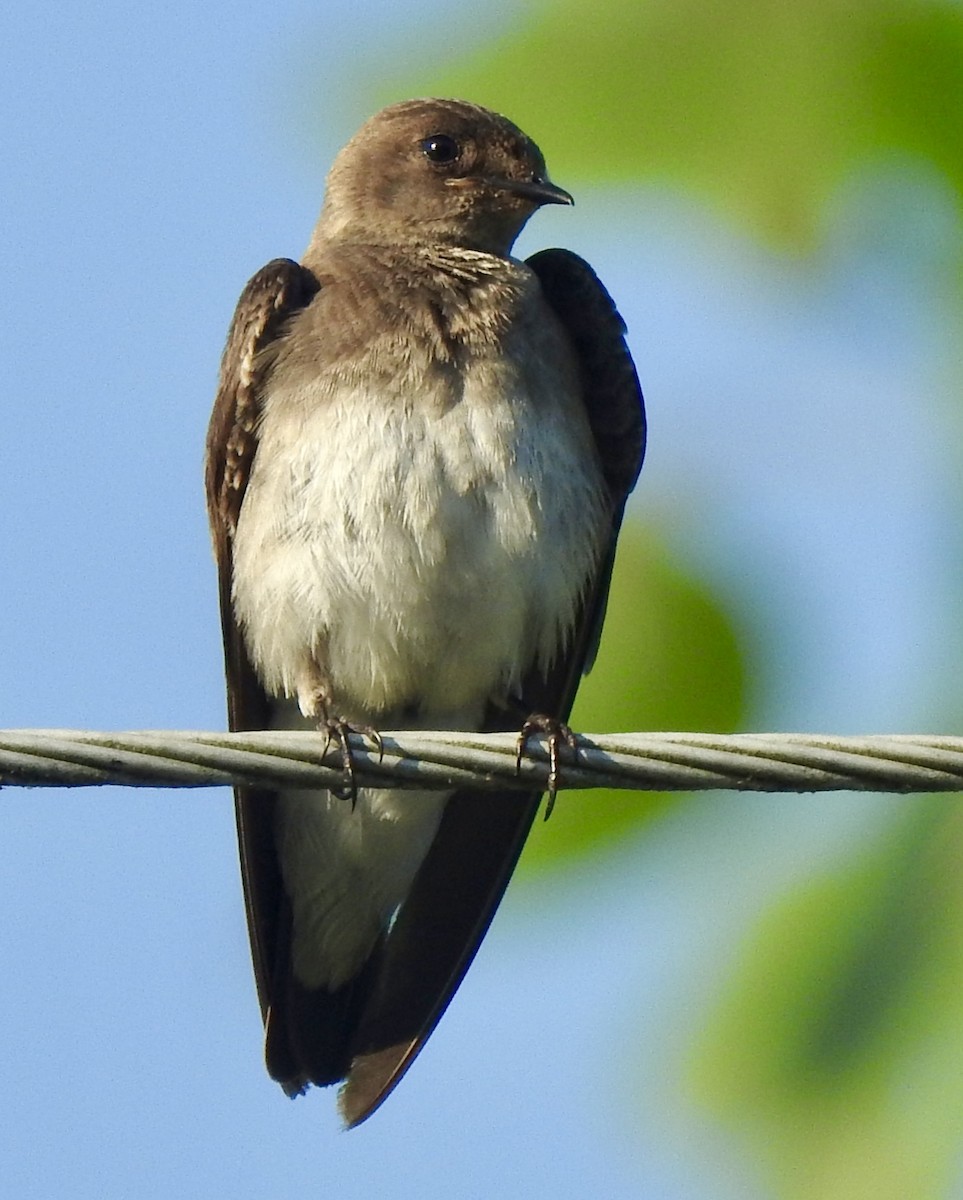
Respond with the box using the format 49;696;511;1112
421;134;460;165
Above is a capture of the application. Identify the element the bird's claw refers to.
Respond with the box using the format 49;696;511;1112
319;718;384;804
515;714;579;819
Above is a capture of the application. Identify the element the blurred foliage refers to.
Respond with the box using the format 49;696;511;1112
522;521;748;873
691;801;963;1199
365;0;963;1192
386;0;963;250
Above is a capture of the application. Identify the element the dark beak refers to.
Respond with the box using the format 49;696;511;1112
488;176;574;207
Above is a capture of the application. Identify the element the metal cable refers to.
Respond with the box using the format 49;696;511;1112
1;729;961;793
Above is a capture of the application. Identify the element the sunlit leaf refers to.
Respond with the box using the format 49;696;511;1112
690;801;963;1199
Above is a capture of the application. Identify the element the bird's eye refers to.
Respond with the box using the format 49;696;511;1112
421;134;461;165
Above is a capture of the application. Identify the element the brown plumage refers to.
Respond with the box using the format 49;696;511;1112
205;98;645;1126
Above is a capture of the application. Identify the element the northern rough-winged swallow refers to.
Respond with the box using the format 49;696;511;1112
205;98;645;1126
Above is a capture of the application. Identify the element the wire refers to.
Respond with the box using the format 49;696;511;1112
1;729;961;793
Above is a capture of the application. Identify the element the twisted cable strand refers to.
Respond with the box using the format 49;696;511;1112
0;729;961;793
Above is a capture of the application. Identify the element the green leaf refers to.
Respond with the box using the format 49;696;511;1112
690;801;963;1199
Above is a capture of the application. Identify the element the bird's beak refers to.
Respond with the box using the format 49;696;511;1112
486;176;575;207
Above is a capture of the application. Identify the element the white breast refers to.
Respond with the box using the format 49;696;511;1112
231;347;609;725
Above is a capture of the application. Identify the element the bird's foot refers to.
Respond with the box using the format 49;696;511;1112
515;714;579;819
319;718;384;804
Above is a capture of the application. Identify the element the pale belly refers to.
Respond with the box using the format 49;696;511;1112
232;372;608;723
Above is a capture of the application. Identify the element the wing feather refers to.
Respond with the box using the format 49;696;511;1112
204;258;319;1017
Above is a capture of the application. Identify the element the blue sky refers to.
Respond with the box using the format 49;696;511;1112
2;2;960;1197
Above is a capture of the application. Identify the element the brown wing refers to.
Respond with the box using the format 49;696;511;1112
525;248;646;690
339;249;645;1126
204;257;319;1017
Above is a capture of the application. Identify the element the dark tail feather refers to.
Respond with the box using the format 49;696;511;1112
265;910;384;1095
339;786;539;1126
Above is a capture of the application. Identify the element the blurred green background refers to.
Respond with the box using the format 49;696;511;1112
2;0;962;1196
387;0;963;1194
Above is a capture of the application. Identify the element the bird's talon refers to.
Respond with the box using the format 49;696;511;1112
362;726;385;763
514;734;526;777
515;714;579;818
318;717;383;805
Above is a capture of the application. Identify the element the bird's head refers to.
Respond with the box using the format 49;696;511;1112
313;99;572;256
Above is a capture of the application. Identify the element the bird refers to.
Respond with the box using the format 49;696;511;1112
205;97;645;1127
